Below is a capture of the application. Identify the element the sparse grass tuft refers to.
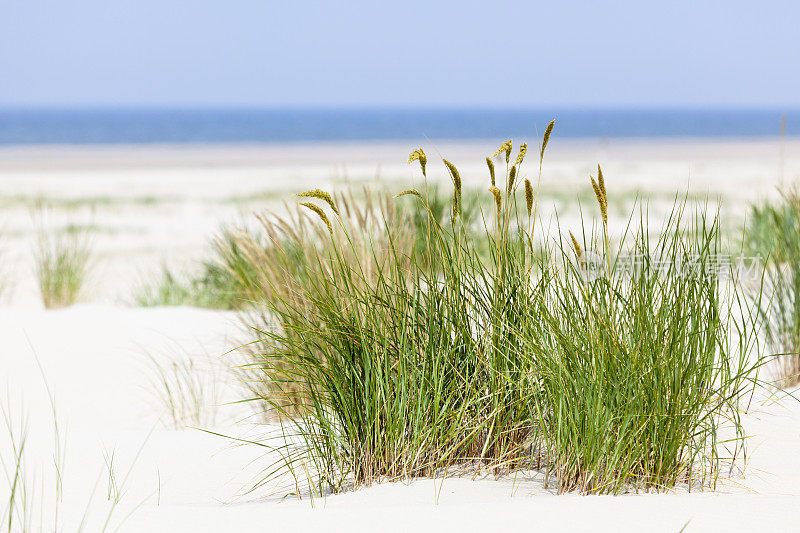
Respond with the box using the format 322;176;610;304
745;187;800;386
145;349;223;429
1;364;145;532
34;217;93;309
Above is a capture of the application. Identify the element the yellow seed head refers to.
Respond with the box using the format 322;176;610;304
486;157;496;187
569;230;583;259
492;139;513;164
590;175;601;202
508;165;517;193
394;188;424;201
514;142;528;167
407;148;427;176
590;175;608;225
299;201;333;234
524;178;534;217
540;120;555;161
297;189;339;216
597;164;606;201
488;186;502;213
443;159;462;201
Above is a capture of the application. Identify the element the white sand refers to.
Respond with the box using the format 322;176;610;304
1;138;799;531
2;304;799;532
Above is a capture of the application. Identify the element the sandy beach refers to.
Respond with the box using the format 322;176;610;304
2;137;800;531
3;304;800;532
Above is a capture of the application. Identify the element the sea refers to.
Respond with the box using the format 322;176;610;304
0;108;796;146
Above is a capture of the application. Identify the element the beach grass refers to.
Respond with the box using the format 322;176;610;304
133;187;483;311
235;125;766;495
133;227;257;309
34;218;93;309
745;187;800;386
527;204;762;492
224;188;414;419
133;263;237;309
0;406;146;532
1;404;34;532
1;360;143;532
145;350;222;429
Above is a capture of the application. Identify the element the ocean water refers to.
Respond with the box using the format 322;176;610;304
0;108;796;146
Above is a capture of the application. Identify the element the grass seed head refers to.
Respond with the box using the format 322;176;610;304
590;175;608;225
407;148;427;177
394;189;424;201
486;157;496;187
443;159;462;202
540;120;555;161
514;142;528;167
297;189;339;216
488;186;502;213
492;139;513;164
525;178;534;217
569;230;583;259
508;165;517;193
597;164;606;200
299;201;333;234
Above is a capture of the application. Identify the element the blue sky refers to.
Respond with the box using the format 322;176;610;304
1;0;798;108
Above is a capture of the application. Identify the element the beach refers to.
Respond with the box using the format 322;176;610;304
1;136;800;531
3;306;800;532
4;0;799;528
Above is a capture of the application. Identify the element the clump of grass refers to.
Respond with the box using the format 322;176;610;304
745;187;800;386
526;202;761;493
134;267;205;308
134;262;238;309
236;123;765;497
134;227;261;310
34;223;93;309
